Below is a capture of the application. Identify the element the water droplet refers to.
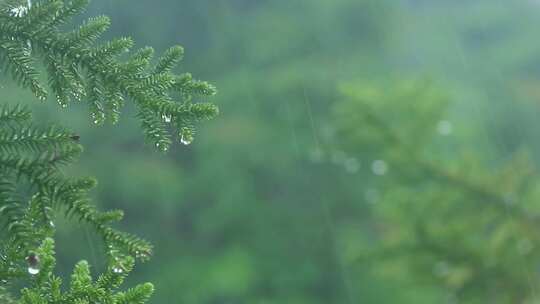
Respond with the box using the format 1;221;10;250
26;253;40;275
437;120;453;136
180;135;192;145
179;127;194;145
49;221;55;228
112;267;123;274
91;112;105;125
27;266;40;275
9;6;29;17
155;142;169;152
371;160;388;176
161;114;171;123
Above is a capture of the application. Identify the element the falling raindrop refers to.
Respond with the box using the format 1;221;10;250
371;160;388;176
437;120;453;136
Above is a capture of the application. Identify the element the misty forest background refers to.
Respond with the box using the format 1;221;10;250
5;0;540;303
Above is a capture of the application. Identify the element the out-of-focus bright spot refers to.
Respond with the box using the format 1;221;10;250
309;148;324;163
320;125;336;140
331;151;346;164
433;261;450;277
503;193;517;206
364;188;380;204
517;238;534;255
437;120;453;136
344;157;360;174
371;160;388;176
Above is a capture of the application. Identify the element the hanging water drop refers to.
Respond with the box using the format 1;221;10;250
26;253;40;275
155;142;169;152
179;127;193;145
161;114;172;123
135;251;148;259
112;267;123;274
28;265;40;275
9;6;29;17
180;134;193;145
91;112;105;125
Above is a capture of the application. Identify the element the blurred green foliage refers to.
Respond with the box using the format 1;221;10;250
333;81;540;303
5;0;540;303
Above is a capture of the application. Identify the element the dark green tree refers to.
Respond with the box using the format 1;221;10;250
0;0;218;302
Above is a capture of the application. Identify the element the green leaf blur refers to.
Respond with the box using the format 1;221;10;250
4;0;540;303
